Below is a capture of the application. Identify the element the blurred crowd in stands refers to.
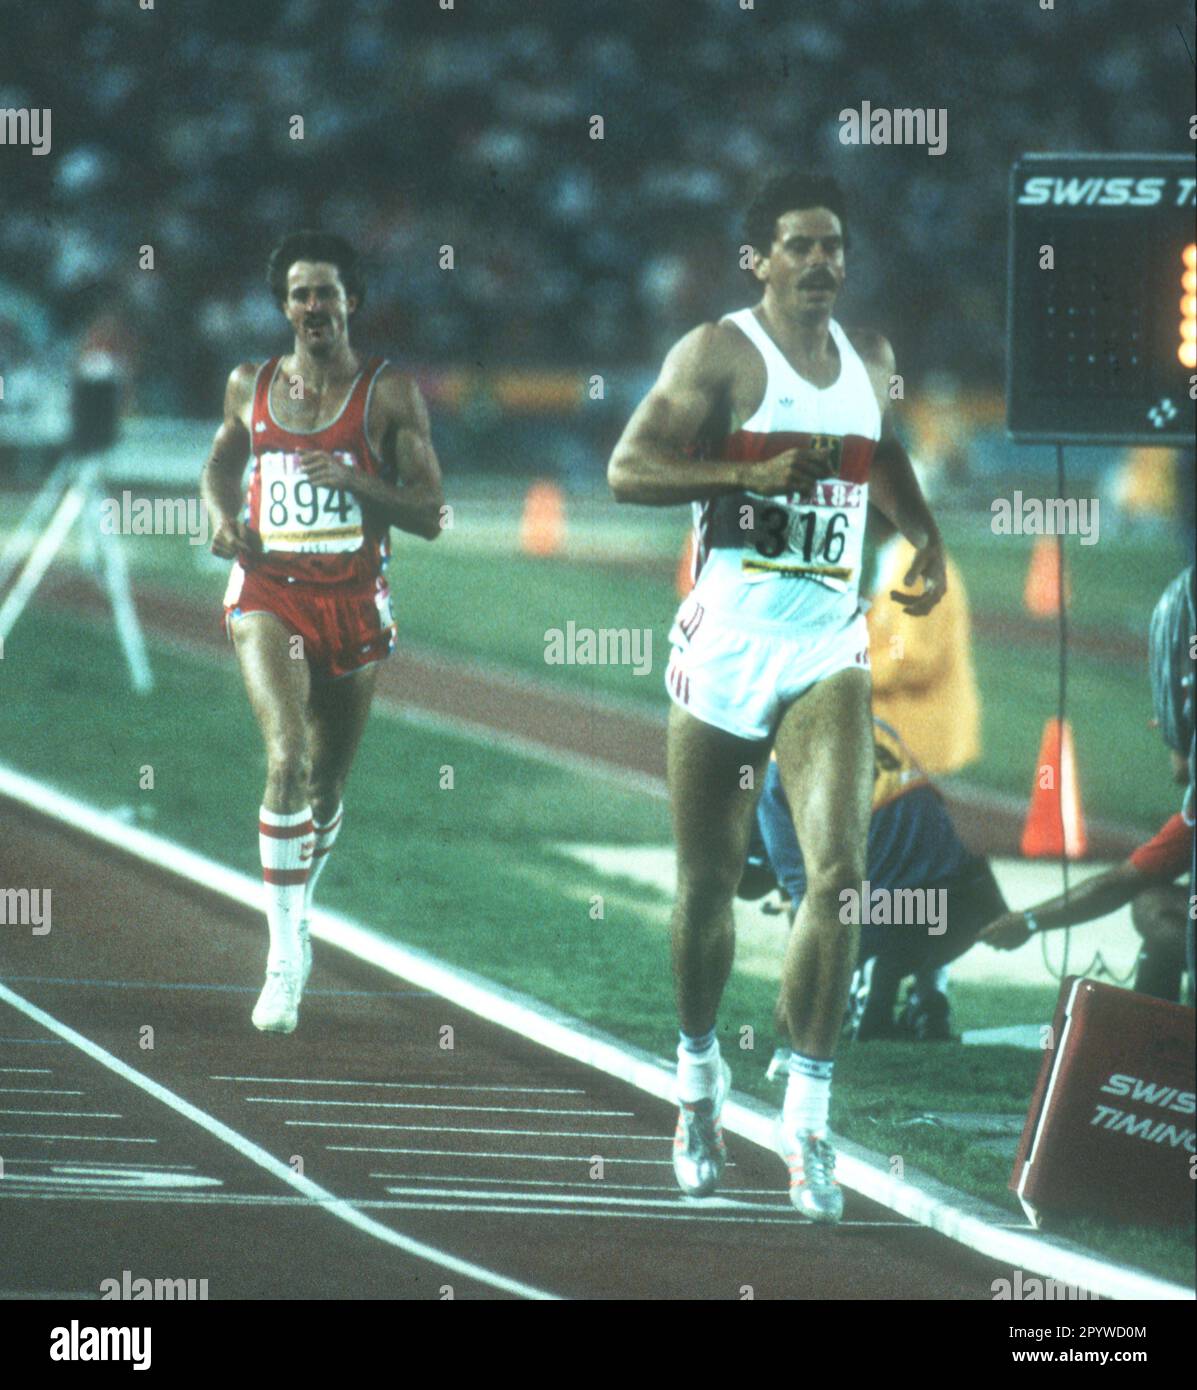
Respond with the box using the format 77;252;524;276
1;0;1189;415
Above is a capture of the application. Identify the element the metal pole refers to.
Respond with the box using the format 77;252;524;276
0;457;74;593
0;477;88;645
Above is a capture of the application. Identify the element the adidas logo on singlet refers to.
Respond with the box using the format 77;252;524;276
779;397;793;407
255;421;266;432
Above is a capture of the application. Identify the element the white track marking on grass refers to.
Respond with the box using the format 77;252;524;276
0;1068;54;1075
246;1097;632;1116
0;981;556;1301
554;843;1143;991
214;1076;584;1094
1;763;1190;1302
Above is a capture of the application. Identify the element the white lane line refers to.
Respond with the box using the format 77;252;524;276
0;1189;822;1227
0;1088;83;1096
369;1172;750;1193
0;1133;155;1143
8;1159;197;1170
0;980;557;1301
4;1172;223;1192
328;1146;721;1166
246;1098;633;1116
0;1191;311;1208
214;1077;585;1094
0;1109;122;1119
0;1068;54;1075
289;1122;659;1139
382;1186;793;1214
351;1199;806;1226
370;1172;773;1197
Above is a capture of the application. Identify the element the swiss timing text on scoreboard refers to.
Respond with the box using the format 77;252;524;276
1007;153;1197;444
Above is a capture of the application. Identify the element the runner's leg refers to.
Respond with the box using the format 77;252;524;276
772;666;872;1060
667;702;772;1195
306;663;379;825
232;611;313;998
303;663;379;915
231;611;313;814
667;702;773;1038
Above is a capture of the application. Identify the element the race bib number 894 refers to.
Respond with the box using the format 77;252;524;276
258;451;364;554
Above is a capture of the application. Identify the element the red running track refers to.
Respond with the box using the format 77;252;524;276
0;800;1013;1300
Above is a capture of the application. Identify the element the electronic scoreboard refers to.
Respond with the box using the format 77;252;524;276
1007;153;1196;444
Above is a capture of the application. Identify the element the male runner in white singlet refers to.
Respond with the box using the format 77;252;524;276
607;173;946;1220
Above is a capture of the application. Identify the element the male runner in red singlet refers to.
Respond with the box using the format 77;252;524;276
200;231;444;1034
608;173;946;1220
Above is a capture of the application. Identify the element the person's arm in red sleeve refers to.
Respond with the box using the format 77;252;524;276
979;813;1193;950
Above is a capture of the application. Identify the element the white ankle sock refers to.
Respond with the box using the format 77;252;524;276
259;805;314;973
303;804;343;919
783;1053;834;1135
676;1039;722;1103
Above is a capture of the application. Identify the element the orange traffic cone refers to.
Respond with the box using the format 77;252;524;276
519;480;565;557
1024;536;1070;618
676;530;694;596
1021;717;1088;858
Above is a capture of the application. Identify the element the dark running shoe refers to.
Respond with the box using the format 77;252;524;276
896;990;955;1042
736;854;779;902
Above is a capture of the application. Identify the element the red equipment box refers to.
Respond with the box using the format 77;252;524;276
1010;976;1196;1228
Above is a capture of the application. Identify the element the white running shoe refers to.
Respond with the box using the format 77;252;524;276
672;1059;731;1198
775;1119;844;1223
252;969;301;1034
298;923;313;989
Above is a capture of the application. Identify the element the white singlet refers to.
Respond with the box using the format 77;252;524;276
666;309;883;740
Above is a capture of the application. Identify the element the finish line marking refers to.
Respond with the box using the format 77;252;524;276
0;763;1190;1302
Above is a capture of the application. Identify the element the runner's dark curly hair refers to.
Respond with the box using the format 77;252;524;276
743;172;851;258
267;231;366;310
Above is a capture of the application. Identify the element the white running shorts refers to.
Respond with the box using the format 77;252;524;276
666;597;870;741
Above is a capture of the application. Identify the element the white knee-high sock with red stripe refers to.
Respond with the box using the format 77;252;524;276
303;803;343;919
259;805;314;973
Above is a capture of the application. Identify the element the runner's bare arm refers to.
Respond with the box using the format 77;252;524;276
201;363;261;560
608;325;828;505
301;368;445;540
854;331;947;616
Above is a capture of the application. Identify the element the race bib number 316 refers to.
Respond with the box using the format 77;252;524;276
738;481;865;590
258;451;364;554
